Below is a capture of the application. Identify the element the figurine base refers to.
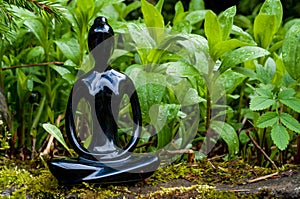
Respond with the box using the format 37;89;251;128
48;154;160;185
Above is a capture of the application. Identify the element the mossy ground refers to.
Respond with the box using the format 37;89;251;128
0;157;297;198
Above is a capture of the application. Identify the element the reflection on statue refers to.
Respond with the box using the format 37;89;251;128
48;16;160;184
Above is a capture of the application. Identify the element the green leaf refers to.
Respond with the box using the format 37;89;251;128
55;38;81;65
250;96;275;111
256;112;278;128
149;104;180;133
272;54;286;85
231;25;255;44
76;0;94;20
259;0;283;32
42;123;71;152
210;121;239;158
185;10;206;25
24;18;46;47
173;20;192;34
204;10;222;50
278;88;296;100
16;69;28;100
165;61;200;77
218;6;236;41
254;15;277;49
218;70;246;94
233;67;257;79
50;65;75;84
173;1;186;26
271;123;289;151
188;0;205;11
280;98;300;113
155;0;164;13
149;104;180;149
282;24;300;80
126;67;167;123
255;84;274;98
256;58;276;84
220;46;270;73
280;113;300;133
123;1;141;19
127;23;155;47
211;39;253;60
253;0;282;48
26;46;44;62
141;0;164;28
172;79;206;106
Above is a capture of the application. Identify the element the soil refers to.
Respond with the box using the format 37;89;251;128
217;170;300;198
125;169;300;198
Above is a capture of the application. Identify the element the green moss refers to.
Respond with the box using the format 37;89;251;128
147;158;274;186
0;158;284;198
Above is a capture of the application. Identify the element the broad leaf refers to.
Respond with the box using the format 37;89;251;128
271;123;289;151
55;38;80;65
189;0;205;11
253;0;282;48
220;46;270;73
150;104;181;127
280;98;300;113
259;0;283;31
256;112;278;128
204;10;222;51
250;96;275;111
76;0;94;21
16;69;29;100
126;67;167;123
278;88;296;100
173;1;186;26
24;18;46;47
256;58;276;84
50;65;75;84
282;24;300;80
26;46;44;62
42;123;71;152
254;15;277;49
280;113;300;133
123;1;141;19
211;39;253;60
210;121;239;158
185;10;206;25
255;84;274;98
218;6;236;41
141;0;164;28
172;79;206;106
165;61;200;77
218;70;246;94
231;25;255;44
233;67;257;79
149;104;181;149
155;0;164;13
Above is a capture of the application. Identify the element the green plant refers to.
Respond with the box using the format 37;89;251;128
229;0;300;166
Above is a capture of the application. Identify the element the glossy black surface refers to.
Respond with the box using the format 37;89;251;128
48;16;159;185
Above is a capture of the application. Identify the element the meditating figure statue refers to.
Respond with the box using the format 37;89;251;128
48;16;160;184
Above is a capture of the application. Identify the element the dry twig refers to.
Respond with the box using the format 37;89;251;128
247;172;279;183
246;130;278;171
2;62;64;71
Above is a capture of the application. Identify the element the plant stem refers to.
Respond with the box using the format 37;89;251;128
206;87;211;132
2;62;64;71
246;130;278;171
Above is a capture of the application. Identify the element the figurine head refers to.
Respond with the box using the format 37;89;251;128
88;16;115;70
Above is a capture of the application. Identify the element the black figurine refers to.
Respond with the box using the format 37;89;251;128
48;16;160;185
